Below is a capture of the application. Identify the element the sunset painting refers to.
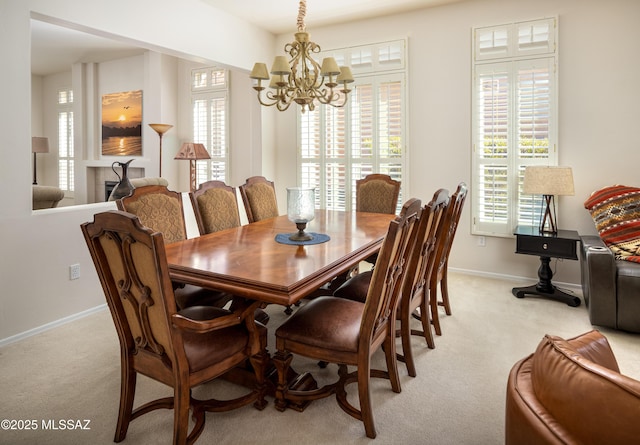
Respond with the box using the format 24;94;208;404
101;90;143;156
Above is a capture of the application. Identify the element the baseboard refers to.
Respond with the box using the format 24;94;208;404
0;304;107;348
449;267;583;293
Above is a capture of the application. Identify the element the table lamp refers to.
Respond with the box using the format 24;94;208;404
523;166;574;234
174;142;211;192
32;137;49;185
287;187;316;241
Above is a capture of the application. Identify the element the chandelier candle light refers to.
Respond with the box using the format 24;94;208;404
250;0;354;113
523;166;575;234
287;187;316;241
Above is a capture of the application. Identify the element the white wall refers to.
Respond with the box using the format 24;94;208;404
2;0;639;343
272;0;640;284
0;0;275;342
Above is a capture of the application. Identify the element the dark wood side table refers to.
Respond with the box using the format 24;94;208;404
512;225;581;307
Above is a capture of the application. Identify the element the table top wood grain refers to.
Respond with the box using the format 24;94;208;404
165;210;393;306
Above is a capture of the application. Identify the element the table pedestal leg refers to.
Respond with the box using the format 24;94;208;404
512;256;581;307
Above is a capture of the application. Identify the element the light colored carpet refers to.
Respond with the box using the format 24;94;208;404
1;272;638;445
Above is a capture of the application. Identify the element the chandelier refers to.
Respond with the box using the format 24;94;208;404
249;0;354;113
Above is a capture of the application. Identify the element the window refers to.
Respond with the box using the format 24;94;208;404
472;18;557;236
191;67;228;185
57;88;74;192
299;40;406;211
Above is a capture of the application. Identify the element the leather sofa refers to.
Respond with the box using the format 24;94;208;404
580;235;640;333
505;330;640;444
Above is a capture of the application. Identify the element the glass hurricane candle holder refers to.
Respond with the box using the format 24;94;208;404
287;187;316;241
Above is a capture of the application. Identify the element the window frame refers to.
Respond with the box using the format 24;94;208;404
471;18;558;237
297;39;407;213
57;88;74;194
190;67;229;186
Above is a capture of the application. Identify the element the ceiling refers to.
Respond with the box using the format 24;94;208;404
31;20;146;76
31;0;464;76
199;0;464;34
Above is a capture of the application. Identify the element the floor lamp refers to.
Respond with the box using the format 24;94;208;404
32;137;49;185
148;123;173;177
523;166;575;234
174;142;211;192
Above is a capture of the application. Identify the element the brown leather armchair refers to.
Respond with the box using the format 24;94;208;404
505;330;640;445
580;235;640;333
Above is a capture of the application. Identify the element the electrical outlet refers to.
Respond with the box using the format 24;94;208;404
477;236;486;247
69;263;81;280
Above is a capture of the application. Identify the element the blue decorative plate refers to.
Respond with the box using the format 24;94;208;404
275;233;331;245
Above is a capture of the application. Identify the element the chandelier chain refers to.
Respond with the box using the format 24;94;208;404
297;0;307;32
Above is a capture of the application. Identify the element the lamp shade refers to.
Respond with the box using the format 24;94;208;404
320;57;340;76
148;123;173;135
271;56;292;75
32;137;49;153
523;166;575;196
337;66;355;83
174;143;211;161
250;63;270;80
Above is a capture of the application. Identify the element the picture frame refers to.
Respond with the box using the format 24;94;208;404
101;90;143;156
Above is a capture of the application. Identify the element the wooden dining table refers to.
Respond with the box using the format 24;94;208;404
165;210;394;307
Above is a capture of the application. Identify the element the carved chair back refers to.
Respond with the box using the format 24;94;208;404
239;176;279;223
360;197;421;352
429;182;468;333
356;173;401;215
116;185;187;244
81;211;183;377
190;180;241;235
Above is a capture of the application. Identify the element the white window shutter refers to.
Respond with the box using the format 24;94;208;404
472;19;557;237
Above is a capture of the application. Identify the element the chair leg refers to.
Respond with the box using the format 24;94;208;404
383;332;401;393
114;361;136;442
273;351;293;412
357;361;377;439
173;384;191;445
400;310;417;377
430;284;442;336
439;267;452;315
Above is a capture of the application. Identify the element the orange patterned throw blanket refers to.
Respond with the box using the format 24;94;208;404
584;185;640;263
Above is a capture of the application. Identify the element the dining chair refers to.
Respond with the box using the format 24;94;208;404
355;173;401;267
116;185;234;311
429;182;468;335
189;180;241;235
239;176;279;223
356;173;401;215
332;191;450;375
396;189;449;374
272;198;421;439
81;211;268;445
